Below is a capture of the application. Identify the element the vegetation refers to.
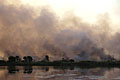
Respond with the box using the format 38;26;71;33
23;56;33;62
8;56;21;63
0;55;120;68
41;55;49;62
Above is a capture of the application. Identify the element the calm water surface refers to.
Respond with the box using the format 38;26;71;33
0;66;120;80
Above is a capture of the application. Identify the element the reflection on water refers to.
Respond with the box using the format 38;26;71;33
8;66;19;74
24;66;33;74
0;66;120;80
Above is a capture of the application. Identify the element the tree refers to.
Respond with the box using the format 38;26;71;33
27;56;33;62
8;56;16;63
42;55;49;62
45;55;49;62
15;56;21;62
23;56;27;62
23;56;33;62
69;59;75;62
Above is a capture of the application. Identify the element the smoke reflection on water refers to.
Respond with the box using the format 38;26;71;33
0;66;120;80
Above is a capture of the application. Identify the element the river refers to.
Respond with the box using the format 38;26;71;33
0;66;120;80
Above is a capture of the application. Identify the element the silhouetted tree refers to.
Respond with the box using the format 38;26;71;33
23;56;33;62
62;58;66;62
70;59;75;62
45;55;49;61
42;55;49;62
27;56;33;62
8;56;16;63
15;56;21;62
23;56;27;62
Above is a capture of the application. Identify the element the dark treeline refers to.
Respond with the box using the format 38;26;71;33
0;55;120;68
7;56;33;63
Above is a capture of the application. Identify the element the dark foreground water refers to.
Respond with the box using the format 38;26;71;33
0;66;120;80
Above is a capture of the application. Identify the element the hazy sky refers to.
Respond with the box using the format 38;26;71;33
20;0;119;24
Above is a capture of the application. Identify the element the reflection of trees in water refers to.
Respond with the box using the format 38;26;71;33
24;66;33;74
2;66;120;80
54;66;74;70
41;66;49;72
7;66;19;74
7;66;50;74
44;67;49;72
7;66;106;75
7;66;33;74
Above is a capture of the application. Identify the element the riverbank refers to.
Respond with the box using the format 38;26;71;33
0;61;120;68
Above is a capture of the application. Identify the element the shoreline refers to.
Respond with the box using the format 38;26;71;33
0;61;120;68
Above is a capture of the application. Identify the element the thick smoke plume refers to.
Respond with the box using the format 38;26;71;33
0;0;120;61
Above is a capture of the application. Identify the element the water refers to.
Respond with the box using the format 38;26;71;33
0;66;120;80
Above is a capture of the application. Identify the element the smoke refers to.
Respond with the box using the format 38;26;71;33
0;0;59;58
0;0;120;60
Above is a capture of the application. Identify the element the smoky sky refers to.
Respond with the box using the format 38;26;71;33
0;0;120;60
